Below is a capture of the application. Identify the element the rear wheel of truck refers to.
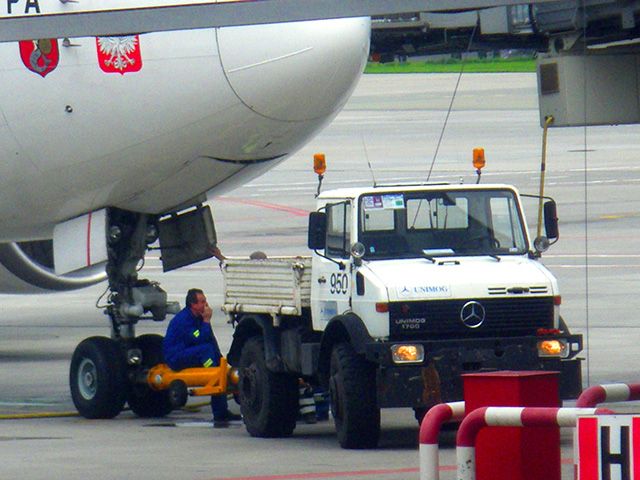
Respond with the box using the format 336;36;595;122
238;336;298;437
329;342;380;449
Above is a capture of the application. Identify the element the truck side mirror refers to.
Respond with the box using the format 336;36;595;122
308;212;326;250
543;200;559;241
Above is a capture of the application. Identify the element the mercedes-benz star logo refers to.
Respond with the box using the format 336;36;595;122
460;301;485;328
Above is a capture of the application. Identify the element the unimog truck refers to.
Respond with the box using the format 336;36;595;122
222;182;582;449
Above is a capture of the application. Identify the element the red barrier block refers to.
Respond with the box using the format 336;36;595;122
463;371;561;480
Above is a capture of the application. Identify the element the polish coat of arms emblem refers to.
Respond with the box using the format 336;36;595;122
19;39;59;77
96;35;142;75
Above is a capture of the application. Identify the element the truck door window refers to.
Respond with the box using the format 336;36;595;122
359;194;412;258
325;202;351;259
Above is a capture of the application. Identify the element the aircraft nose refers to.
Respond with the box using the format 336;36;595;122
217;17;370;122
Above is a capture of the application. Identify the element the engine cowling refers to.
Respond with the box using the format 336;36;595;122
0;240;107;293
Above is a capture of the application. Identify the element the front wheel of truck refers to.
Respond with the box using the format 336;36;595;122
329;342;380;449
238;336;298;437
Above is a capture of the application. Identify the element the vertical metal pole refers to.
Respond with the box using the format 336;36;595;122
537;115;554;238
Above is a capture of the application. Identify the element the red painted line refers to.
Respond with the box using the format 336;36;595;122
214;468;420;480
217;197;309;217
86;211;92;266
216;460;577;480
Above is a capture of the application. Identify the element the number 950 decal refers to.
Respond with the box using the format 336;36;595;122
330;273;349;294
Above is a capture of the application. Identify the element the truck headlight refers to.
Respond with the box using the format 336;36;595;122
391;344;424;364
537;339;569;358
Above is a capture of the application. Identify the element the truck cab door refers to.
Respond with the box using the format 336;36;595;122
310;201;352;331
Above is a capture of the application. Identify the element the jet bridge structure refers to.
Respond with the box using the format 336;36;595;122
0;0;583;42
2;0;640;129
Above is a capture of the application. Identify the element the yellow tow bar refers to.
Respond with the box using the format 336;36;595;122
146;357;239;397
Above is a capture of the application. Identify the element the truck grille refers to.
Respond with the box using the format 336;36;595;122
389;297;553;339
487;285;549;295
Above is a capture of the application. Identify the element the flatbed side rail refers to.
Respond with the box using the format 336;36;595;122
222;256;312;316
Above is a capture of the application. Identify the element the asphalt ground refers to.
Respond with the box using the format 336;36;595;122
2;72;640;479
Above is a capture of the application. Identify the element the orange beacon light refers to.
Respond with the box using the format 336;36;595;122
313;153;326;175
473;147;486;170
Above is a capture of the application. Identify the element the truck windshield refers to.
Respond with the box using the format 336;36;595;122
358;189;528;259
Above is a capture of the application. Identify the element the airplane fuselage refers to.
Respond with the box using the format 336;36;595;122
0;13;370;241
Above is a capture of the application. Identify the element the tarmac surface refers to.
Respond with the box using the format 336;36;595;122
2;72;640;479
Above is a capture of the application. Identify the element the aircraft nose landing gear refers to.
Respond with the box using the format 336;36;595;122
69;206;219;419
69;209;178;419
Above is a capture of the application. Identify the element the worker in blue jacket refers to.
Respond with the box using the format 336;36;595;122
163;288;241;424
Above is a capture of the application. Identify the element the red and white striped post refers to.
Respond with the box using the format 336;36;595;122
455;407;607;480
576;382;640;407
418;401;465;480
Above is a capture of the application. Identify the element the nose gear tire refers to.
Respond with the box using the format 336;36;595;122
70;336;128;419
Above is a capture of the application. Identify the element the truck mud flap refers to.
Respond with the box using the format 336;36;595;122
376;363;443;409
542;358;583;399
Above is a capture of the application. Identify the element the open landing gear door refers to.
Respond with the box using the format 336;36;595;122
158;205;217;272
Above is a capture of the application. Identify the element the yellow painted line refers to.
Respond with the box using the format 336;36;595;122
0;411;79;420
0;402;213;419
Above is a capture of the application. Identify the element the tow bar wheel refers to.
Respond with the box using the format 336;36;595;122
70;336;128;419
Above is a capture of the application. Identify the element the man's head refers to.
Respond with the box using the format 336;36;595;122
249;251;267;260
186;288;207;316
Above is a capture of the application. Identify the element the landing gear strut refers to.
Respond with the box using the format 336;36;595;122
103;209;175;340
69;208;179;419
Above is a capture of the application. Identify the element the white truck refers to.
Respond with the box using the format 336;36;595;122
222;183;582;449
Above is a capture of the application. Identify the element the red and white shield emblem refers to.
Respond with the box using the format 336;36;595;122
19;39;59;77
96;35;142;75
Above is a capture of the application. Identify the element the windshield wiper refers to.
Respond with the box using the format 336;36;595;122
450;249;501;261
